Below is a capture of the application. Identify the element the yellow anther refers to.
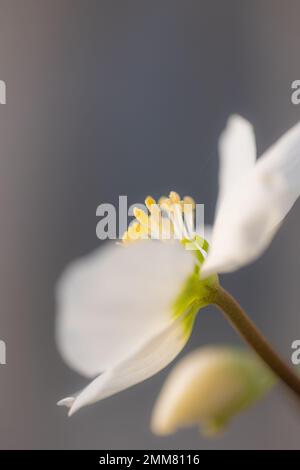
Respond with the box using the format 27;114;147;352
122;192;196;244
160;198;172;212
139;223;150;239
122;224;141;243
122;230;130;244
183;195;195;210
128;220;139;234
145;196;156;211
183;195;195;206
133;207;149;227
127;221;142;241
158;196;167;206
169;191;181;204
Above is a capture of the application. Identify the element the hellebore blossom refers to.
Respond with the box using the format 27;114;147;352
57;197;218;416
56;115;300;417
151;346;275;436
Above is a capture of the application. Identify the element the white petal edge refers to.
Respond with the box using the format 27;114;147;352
56;241;195;377
257;121;300;196
57;311;193;416
202;120;300;277
216;115;256;212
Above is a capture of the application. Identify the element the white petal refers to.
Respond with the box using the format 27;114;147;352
58;313;191;416
202;121;300;277
56;241;194;377
216;115;256;210
57;397;75;407
257;121;300;196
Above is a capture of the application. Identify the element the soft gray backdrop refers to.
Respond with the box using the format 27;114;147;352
0;0;300;449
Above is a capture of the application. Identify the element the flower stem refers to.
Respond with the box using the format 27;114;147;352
212;285;300;398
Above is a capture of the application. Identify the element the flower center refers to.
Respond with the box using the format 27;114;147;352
122;191;219;338
122;191;197;244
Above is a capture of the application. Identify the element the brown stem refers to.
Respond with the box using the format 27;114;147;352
212;285;300;398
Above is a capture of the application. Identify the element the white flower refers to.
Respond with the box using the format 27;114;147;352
56;237;216;416
56;116;300;416
151;346;275;436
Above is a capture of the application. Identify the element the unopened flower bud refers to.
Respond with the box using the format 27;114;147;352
151;346;275;436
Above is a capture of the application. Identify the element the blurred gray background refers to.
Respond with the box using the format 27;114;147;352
0;0;300;449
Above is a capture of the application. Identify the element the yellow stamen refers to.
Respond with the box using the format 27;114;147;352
127;221;141;240
183;196;195;209
133;207;149;228
122;230;130;244
145;196;156;211
158;196;167;205
160;198;172;212
122;191;197;244
169;191;181;204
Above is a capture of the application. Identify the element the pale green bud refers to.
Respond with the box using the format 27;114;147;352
151;346;275;436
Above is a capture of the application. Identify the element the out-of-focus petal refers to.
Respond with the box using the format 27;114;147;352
257;121;300;195
58;311;195;416
202;121;300;277
217;115;256;209
151;346;275;436
56;241;195;377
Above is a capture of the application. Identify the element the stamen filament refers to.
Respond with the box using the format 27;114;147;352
122;191;200;244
